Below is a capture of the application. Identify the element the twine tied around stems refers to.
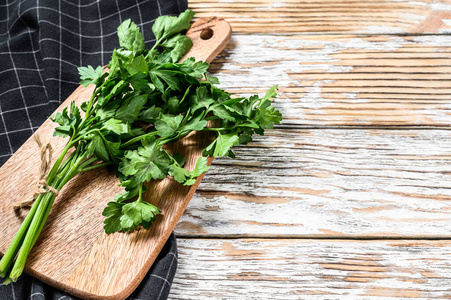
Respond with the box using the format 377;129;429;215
13;134;59;210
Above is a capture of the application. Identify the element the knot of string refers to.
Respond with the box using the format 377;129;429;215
14;134;59;210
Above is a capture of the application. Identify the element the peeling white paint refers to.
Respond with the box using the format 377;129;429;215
361;25;406;34
431;3;451;11
260;1;285;10
399;12;426;21
341;37;407;51
176;130;451;237
412;35;451;46
406;1;429;6
342;92;369;103
299;80;334;109
171;239;451;299
406;0;451;11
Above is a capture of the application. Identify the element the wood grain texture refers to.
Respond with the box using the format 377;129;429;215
170;238;451;299
170;1;451;299
189;0;451;34
175;129;451;237
207;34;451;127
0;18;231;300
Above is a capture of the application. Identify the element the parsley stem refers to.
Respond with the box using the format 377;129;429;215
0;194;43;276
29;193;54;252
5;141;88;281
204;116;219;121
83;81;107;121
137;183;143;202
9;191;55;281
78;156;97;170
150;38;164;52
80;160;113;172
68;128;102;147
53;147;79;186
120;131;158;149
178;86;191;105
202;127;221;132
57;155;87;189
56;150;75;177
46;138;74;185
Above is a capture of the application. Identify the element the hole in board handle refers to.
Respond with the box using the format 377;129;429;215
200;28;214;40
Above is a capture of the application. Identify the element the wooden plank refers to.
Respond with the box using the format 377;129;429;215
207;34;451;126
174;129;451;237
189;0;451;34
0;18;231;300
180;3;451;299
170;238;451;299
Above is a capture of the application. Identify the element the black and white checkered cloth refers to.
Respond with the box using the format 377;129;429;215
0;0;186;299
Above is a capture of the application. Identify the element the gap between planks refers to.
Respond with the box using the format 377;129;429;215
175;234;451;240
214;32;451;37
275;125;451;130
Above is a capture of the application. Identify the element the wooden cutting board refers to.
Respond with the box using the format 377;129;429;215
0;17;231;300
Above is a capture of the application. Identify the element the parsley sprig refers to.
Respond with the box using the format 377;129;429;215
0;9;281;283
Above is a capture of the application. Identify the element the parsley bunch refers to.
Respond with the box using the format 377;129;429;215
0;9;281;283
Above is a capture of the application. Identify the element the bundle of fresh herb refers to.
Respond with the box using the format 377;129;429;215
0;9;281;283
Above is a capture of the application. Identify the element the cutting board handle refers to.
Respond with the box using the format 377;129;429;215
183;17;232;63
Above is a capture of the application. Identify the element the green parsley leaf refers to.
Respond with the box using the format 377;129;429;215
168;163;191;183
191;156;210;177
152;9;195;42
100;79;129;106
209;104;240;122
238;128;254;145
139;105;164;123
119;136;172;182
102;119;131;135
78;65;104;87
154;113;184;138
262;85;279;101
257;99;282;130
120;200;160;231
149;71;165;93
117;19;145;55
178;57;209;79
50;102;82;137
202;132;240;158
102;202;125;234
127;72;154;92
168;96;180;114
103;197;160;233
149;70;181;91
162;34;193;63
85;131;120;162
205;73;220;85
115;94;148;123
180;112;207;133
189;86;215;112
126;55;149;75
168;156;210;185
114;179;143;202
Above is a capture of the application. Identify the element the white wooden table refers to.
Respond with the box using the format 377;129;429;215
169;1;451;298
